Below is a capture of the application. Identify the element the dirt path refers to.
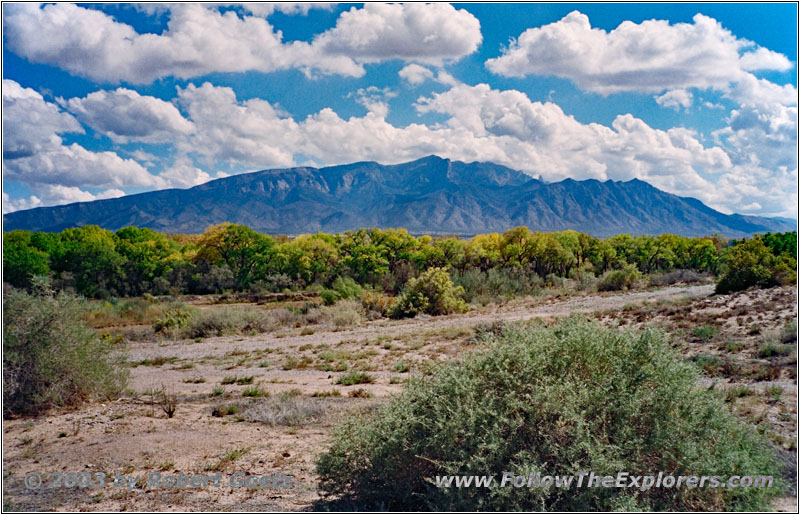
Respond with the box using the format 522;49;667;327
127;284;714;364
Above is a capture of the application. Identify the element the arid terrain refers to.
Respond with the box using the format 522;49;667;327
3;283;797;512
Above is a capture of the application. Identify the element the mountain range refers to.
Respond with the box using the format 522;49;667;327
3;156;795;237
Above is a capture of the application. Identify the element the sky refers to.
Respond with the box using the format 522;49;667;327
2;2;798;218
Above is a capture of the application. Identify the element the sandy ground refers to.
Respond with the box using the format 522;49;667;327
3;283;797;512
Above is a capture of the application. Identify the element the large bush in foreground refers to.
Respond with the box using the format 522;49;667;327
317;318;781;511
389;267;468;318
3;285;128;416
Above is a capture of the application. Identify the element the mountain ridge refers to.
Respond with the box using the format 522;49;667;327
3;156;795;237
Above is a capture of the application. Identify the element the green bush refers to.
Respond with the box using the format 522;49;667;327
317;318;781;511
390;267;468;319
597;264;642;291
453;268;543;304
3;287;128;416
321;299;363;328
182;307;297;338
321;276;364;306
716;238;796;294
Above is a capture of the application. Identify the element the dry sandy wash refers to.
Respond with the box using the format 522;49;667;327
3;284;797;511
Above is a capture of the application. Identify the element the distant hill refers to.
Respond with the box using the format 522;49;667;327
3;156;795;237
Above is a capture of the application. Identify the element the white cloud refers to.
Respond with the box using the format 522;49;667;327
655;89;693;110
486;11;793;95
159;157;215;188
349;86;397;118
399;64;435;85
3;186;124;213
239;3;333;17
2;79;83;159
175;82;301;168
3;3;481;84
61;88;194;143
727;73;797;108
398;64;459;87
5;143;163;189
2;79;164;194
2;3;363;83
313;3;481;64
739;47;793;71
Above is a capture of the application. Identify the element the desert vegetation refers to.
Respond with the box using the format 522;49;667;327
1;226;796;511
318;318;783;511
4;225;795;302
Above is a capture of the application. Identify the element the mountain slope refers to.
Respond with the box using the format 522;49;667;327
3;156;795;237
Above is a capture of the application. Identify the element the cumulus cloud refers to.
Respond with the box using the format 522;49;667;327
3;3;481;84
61;88;194;143
2;3;361;83
2;79;83;159
2;79;164;201
313;3;481;64
239;3;332;17
2;186;125;213
486;11;793;95
655;89;693;110
5;77;795;217
399;64;435;85
175;82;302;168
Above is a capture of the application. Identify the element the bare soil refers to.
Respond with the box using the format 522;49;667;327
3;284;797;512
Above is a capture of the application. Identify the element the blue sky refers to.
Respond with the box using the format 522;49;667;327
2;2;797;218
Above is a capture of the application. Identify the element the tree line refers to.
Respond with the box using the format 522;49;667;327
3;224;796;298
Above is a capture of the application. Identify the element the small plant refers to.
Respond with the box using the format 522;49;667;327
725;385;755;401
159;460;175;471
183;377;206;384
242;386;268;398
283;355;314;370
724;340;746;352
211;404;239;417
748;324;761;335
221;375;254;385
692;325;717;342
348;388;374;398
693;355;723;375
765;385;783;402
312;389;342;398
336;371;375;386
210;386;225;397
157;385;177;418
393;361;410;373
758;342;791;358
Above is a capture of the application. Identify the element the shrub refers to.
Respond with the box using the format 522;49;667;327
321;299;363;328
153;307;194;334
336;371;374;386
692;324;717;342
182;307;297;338
390;267;468;319
3;288;128;416
317;318;781;511
597;264;642;291
360;291;393;317
453;268;542;304
648;269;706;287
243;397;328;426
321;277;363;306
716;238;796;294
